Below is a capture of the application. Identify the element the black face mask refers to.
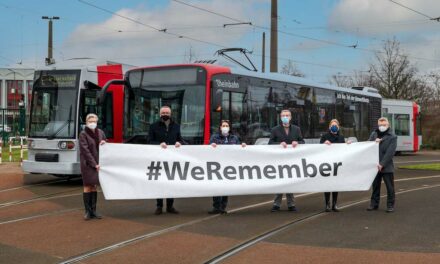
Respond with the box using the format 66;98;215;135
161;115;170;121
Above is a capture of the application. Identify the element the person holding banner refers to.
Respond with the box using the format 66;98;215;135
320;119;351;212
209;120;246;214
367;117;397;213
269;109;305;212
79;113;106;220
148;106;183;215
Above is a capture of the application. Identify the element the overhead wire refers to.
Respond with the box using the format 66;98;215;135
77;0;227;48
171;0;440;63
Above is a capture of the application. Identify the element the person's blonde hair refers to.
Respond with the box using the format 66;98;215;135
86;113;98;122
329;119;340;127
378;117;389;123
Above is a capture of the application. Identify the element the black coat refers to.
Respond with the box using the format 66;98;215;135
369;129;397;173
268;124;305;145
148;120;184;145
209;133;240;145
320;132;345;144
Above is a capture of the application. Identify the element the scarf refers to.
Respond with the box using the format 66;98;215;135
85;127;100;152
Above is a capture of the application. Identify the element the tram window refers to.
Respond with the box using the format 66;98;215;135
296;86;313;138
218;91;248;142
416;114;422;135
79;90;113;138
312;88;336;137
336;99;360;139
383;112;394;133
394;114;410;136
359;102;370;140
247;85;275;142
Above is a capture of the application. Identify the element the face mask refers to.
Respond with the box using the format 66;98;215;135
87;123;97;130
378;125;388;132
161;115;170;121
221;127;230;135
330;125;339;133
281;117;290;124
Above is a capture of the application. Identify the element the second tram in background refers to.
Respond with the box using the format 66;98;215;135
382;99;422;153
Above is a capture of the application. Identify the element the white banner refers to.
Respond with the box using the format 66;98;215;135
99;142;379;200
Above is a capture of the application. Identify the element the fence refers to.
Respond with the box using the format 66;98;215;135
0;136;28;164
0;107;26;144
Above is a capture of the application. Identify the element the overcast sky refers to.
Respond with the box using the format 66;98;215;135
1;0;439;82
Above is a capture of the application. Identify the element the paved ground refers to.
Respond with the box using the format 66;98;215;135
0;151;439;264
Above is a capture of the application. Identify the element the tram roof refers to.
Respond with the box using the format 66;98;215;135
382;99;418;107
34;58;132;71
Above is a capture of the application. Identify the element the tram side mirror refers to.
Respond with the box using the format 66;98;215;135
212;89;223;112
84;81;101;90
97;79;126;106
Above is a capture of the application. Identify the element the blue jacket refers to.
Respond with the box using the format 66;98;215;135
209;133;241;145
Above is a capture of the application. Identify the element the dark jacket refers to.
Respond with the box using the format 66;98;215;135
320;132;345;144
79;128;106;186
268;124;305;145
148;120;184;145
369;129;397;173
209;133;240;145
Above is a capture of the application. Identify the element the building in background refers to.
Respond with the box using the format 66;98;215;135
0;67;35;112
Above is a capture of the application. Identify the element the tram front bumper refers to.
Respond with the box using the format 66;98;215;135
22;160;81;175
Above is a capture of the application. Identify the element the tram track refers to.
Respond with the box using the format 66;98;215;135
0;188;81;209
0;176;81;193
204;183;440;264
58;175;440;264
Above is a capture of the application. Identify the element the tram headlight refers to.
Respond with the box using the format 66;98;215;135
59;141;67;149
58;141;75;150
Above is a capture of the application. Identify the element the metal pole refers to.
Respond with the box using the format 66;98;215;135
262;32;266;73
270;0;278;72
42;16;59;65
48;19;53;63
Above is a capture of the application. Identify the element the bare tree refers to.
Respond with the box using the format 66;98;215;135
426;71;440;101
329;70;377;88
370;37;431;102
280;60;305;77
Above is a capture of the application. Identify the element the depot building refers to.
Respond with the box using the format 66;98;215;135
0;67;34;111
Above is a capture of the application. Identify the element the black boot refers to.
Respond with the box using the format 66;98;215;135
83;192;92;220
324;192;331;212
332;192;339;212
91;192;102;219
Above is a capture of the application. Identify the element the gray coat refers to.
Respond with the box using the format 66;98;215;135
368;130;397;173
79;128;106;186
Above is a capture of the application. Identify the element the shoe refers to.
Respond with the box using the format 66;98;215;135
366;205;378;211
325;203;331;212
166;207;179;214
208;208;222;214
90;192;102;219
221;209;228;215
288;206;298;212
84;211;92;220
83;192;93;221
332;206;340;212
154;207;163;215
386;207;394;213
271;206;280;212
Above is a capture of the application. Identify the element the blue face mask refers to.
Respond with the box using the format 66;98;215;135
330;125;339;133
281;116;290;124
